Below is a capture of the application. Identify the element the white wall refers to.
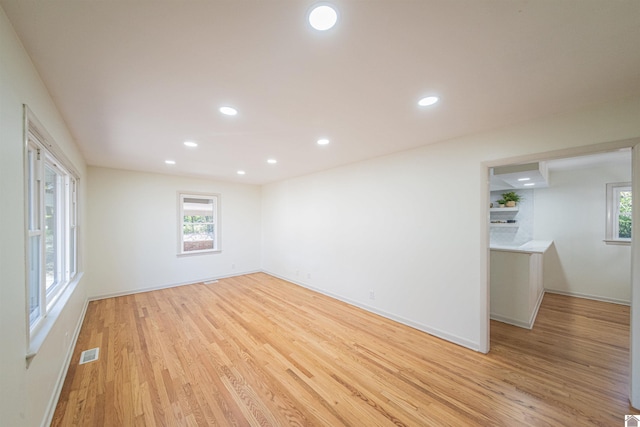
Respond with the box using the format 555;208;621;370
86;167;262;298
262;96;640;351
534;163;632;303
0;6;88;427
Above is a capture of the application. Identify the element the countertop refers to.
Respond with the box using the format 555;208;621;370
490;240;553;254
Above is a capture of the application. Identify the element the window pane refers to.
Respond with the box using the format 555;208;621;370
29;235;41;325
44;166;59;290
28;149;36;230
183;223;214;241
184;215;213;223
181;195;217;252
183;200;214;219
618;190;632;239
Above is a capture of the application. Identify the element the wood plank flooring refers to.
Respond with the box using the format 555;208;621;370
52;273;639;426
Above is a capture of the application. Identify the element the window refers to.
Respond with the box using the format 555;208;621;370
178;193;220;254
606;182;632;244
25;108;79;337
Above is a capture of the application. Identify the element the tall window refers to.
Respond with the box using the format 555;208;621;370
606;182;632;244
178;193;220;254
26;123;79;332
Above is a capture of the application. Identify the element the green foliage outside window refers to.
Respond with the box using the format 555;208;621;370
183;215;213;224
619;191;632;239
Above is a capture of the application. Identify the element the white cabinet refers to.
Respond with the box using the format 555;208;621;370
489;241;552;329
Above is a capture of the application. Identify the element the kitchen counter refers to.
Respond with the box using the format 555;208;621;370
490;240;553;254
490;240;553;329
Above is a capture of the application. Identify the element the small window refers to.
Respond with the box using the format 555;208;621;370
178;193;220;254
605;182;632;244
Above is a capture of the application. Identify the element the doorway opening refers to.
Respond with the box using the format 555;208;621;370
488;149;631;331
482;139;639;408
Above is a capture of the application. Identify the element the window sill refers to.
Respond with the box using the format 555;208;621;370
603;239;631;246
177;249;222;257
26;272;83;367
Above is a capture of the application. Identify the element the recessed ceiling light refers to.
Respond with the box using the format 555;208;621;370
267;159;277;164
317;138;330;145
418;96;439;107
220;106;238;116
237;170;246;175
308;4;338;31
165;160;176;165
517;177;531;181
524;183;535;186
183;141;198;148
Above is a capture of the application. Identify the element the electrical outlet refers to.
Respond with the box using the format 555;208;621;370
231;263;236;269
369;290;375;300
307;273;311;279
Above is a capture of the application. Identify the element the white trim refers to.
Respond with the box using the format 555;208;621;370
176;249;222;257
88;270;260;301
544;288;631;306
483;138;638;169
40;296;89;427
480;165;490;353
264;270;481;352
606;181;632;243
490;314;532;329
26;273;84;364
630;143;640;409
603;239;631;246
24;105;82;360
177;191;221;255
24;106;80;178
530;289;545;326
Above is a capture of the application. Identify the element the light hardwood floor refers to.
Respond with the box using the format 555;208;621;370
53;273;638;426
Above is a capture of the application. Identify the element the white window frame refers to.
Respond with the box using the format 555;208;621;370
605;182;632;245
24;106;80;362
177;192;221;255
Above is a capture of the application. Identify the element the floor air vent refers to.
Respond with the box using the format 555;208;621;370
79;347;99;365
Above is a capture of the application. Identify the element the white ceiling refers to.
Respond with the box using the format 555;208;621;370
3;1;640;185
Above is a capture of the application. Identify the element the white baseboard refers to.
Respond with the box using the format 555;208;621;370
41;296;89;427
263;270;481;352
490;313;532;329
544;288;630;306
89;270;261;301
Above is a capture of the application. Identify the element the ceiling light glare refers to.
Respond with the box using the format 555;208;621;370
267;159;277;164
309;4;338;31
418;96;439;107
317;138;330;145
165;160;176;165
220;106;238;116
237;170;246;175
183;141;198;148
524;183;535;186
517;177;531;181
